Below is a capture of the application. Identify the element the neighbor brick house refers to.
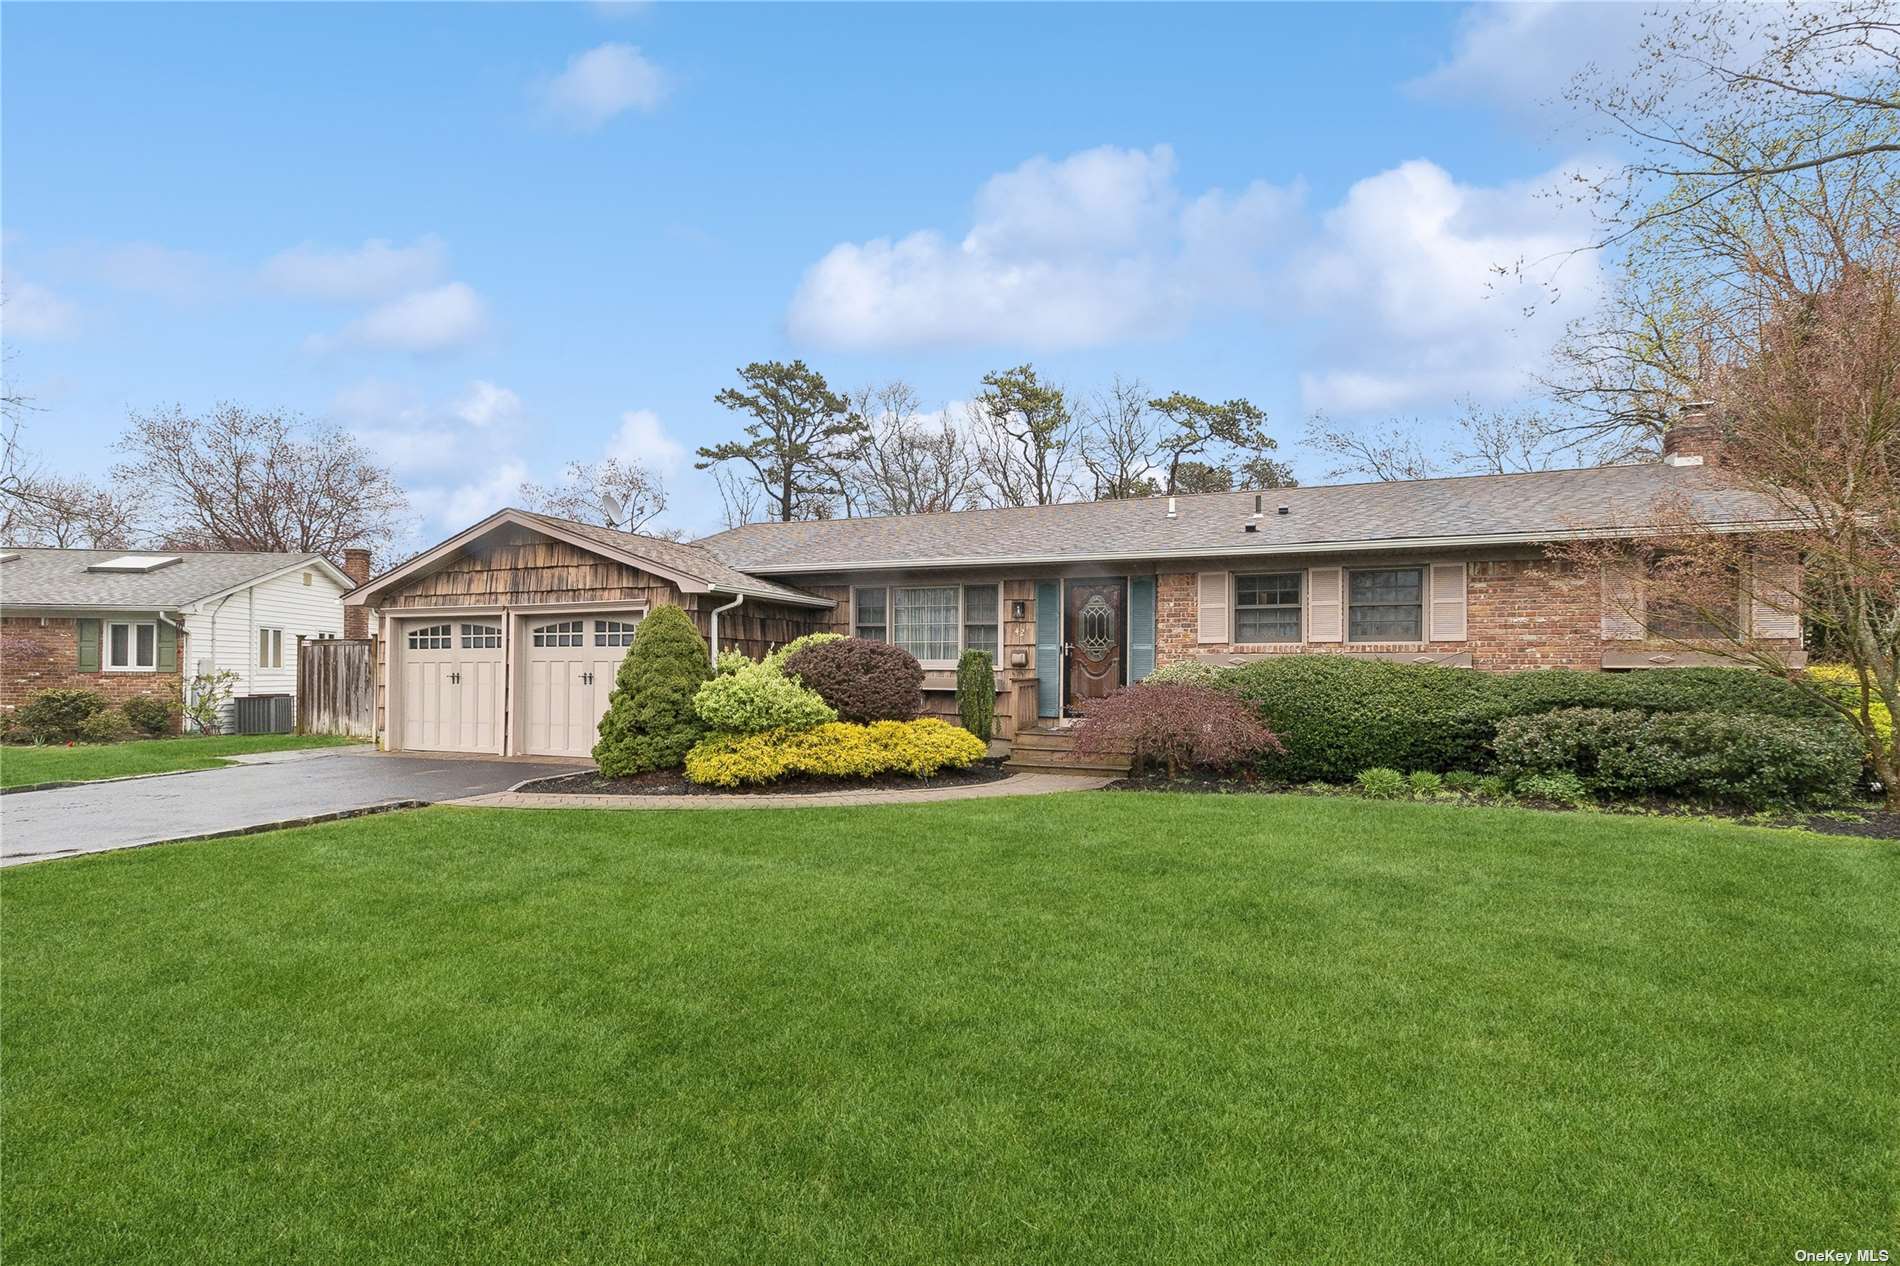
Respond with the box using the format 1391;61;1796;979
1;548;360;731
342;424;1803;759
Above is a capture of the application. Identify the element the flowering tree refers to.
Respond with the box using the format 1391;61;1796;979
1554;268;1899;805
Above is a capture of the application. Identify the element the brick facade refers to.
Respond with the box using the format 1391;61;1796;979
1;616;184;722
1155;554;1799;674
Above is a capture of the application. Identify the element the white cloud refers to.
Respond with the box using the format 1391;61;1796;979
788;145;1301;350
408;460;533;533
454;380;522;429
789;143;1603;414
537;43;668;129
1291;159;1603;413
1;277;79;339
335;378;522;477
262;235;449;302
605;408;686;477
314;282;489;355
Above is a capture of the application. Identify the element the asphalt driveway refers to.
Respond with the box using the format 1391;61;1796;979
0;747;589;867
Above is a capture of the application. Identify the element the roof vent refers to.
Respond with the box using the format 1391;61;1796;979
87;554;183;573
1277;505;1290;516
1166;496;1177;519
0;552;18;564
1243;523;1259;534
1251;494;1263;519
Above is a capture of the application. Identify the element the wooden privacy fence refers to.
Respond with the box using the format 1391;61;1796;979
298;637;375;738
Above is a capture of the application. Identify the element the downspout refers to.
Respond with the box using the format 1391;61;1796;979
708;589;745;666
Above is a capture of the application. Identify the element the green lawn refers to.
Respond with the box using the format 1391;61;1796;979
0;733;353;788
2;794;1894;1263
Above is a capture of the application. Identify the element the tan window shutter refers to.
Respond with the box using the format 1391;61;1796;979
1600;562;1644;640
1429;562;1467;641
1750;561;1802;639
1307;566;1343;642
1196;572;1229;644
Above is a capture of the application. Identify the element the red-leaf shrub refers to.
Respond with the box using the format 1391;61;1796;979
1072;683;1284;779
781;637;924;723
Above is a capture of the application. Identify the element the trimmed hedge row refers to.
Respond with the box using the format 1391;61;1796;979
1494;707;1862;809
1217;656;1845;784
684;718;986;788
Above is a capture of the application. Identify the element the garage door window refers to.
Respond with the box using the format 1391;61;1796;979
461;623;501;649
408;624;452;650
595;619;638;647
532;620;584;647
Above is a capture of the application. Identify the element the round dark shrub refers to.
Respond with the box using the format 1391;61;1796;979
123;693;180;736
781;637;923;723
592;605;712;776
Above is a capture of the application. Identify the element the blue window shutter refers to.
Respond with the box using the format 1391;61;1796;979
76;619;101;672
1128;577;1156;683
1035;580;1061;717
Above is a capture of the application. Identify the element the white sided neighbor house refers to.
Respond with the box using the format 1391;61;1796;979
0;547;362;731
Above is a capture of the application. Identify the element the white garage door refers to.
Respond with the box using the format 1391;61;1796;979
521;616;639;758
399;620;504;753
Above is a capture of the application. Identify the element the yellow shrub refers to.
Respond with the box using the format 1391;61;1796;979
1805;665;1894;741
684;718;988;788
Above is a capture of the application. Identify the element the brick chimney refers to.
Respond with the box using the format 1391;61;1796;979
1662;401;1725;466
341;548;371;639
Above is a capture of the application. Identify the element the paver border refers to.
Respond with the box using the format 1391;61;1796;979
448;771;1114;811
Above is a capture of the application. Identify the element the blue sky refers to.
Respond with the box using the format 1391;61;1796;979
2;2;1647;543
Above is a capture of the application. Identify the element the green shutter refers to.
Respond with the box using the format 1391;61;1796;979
156;621;178;671
1127;576;1156;683
76;618;102;672
1035;580;1061;718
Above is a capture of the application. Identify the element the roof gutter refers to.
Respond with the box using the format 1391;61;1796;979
726;518;1805;575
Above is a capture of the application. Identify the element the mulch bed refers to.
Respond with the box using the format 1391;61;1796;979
1103;772;1899;840
516;759;1012;798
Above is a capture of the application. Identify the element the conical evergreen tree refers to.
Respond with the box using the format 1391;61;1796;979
592;604;712;776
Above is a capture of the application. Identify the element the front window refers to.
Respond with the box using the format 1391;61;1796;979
853;587;888;641
1645;559;1740;639
1235;572;1302;643
962;585;999;658
532;620;584;648
258;627;283;669
107;620;157;671
1348;568;1424;642
893;586;959;663
594;619;637;647
461;623;502;649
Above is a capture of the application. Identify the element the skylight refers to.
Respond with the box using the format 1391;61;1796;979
86;555;182;573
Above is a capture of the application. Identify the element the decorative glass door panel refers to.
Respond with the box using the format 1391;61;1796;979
1063;579;1125;713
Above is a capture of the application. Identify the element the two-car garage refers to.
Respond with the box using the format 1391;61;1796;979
394;612;640;758
348;508;838;763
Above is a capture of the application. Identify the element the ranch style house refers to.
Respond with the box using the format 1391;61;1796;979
342;421;1804;760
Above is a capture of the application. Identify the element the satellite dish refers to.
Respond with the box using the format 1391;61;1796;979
600;492;626;530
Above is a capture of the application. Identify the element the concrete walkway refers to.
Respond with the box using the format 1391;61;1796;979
450;771;1115;811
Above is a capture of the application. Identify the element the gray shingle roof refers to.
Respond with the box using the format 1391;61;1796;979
0;548;332;609
514;511;833;607
698;463;1787;574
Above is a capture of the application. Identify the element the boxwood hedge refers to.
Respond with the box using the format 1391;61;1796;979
1216;656;1846;784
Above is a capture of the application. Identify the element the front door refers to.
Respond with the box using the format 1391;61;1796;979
1064;579;1125;713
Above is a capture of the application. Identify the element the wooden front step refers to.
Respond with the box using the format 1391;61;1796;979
1003;725;1133;775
